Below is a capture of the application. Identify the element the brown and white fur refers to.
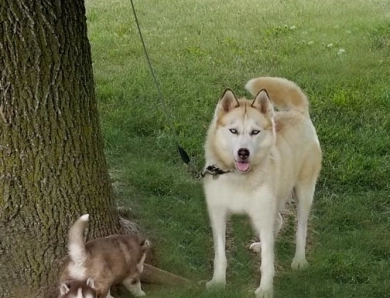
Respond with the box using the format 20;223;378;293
59;278;97;298
203;77;322;298
60;214;150;298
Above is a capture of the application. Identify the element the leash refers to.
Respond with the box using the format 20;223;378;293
129;0;233;179
128;0;198;176
200;165;233;178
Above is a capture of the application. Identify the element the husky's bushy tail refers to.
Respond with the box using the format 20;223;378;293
245;77;309;116
68;214;89;265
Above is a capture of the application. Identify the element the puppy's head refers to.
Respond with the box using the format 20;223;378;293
58;278;96;298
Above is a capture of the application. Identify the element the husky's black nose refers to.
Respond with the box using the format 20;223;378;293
238;148;250;160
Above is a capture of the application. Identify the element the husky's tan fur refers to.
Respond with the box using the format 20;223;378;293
203;77;322;298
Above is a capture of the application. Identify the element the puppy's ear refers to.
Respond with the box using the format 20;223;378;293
140;239;151;250
217;89;240;114
59;283;70;295
251;89;274;117
86;277;95;289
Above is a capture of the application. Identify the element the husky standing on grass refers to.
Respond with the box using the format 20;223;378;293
203;77;322;298
59;214;150;298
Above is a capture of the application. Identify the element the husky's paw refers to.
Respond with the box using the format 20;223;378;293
135;290;146;297
255;285;273;298
249;242;261;253
291;257;309;270
206;278;226;290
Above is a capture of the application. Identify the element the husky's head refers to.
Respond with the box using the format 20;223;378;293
206;88;275;173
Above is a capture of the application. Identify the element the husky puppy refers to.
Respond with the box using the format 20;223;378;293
58;278;97;298
60;214;150;298
203;77;322;298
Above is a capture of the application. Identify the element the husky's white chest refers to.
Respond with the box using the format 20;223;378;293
203;173;271;214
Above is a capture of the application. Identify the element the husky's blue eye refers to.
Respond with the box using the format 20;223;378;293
229;128;238;134
251;130;260;136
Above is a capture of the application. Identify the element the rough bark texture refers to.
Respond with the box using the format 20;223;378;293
0;1;121;297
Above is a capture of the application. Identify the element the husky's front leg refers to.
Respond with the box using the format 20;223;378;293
255;228;275;298
206;207;227;289
251;197;277;298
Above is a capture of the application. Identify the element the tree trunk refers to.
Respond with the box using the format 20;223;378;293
0;1;120;297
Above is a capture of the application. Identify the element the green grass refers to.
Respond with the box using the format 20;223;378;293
86;0;390;297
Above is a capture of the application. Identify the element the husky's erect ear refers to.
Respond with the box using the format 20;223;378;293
251;89;274;117
86;277;95;289
59;283;70;295
217;88;240;114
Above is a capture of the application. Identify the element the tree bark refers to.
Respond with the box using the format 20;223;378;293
0;1;120;297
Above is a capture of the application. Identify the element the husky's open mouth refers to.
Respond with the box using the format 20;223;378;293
235;161;250;172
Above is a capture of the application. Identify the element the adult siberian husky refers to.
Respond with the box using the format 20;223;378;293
203;77;322;298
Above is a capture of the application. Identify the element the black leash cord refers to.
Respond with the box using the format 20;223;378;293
129;0;192;167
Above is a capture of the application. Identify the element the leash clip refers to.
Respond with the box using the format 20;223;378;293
200;165;232;178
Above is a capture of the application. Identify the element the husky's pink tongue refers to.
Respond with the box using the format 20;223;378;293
235;161;250;172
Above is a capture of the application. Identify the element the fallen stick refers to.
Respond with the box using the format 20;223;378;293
141;263;192;285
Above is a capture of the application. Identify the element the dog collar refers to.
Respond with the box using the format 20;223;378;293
201;164;233;178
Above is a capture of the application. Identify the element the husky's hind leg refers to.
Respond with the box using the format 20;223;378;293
291;180;316;270
250;212;283;253
206;207;228;289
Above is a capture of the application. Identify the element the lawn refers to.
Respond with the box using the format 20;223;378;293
86;0;389;297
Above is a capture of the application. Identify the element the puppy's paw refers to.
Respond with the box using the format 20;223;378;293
249;242;262;253
291;257;309;270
